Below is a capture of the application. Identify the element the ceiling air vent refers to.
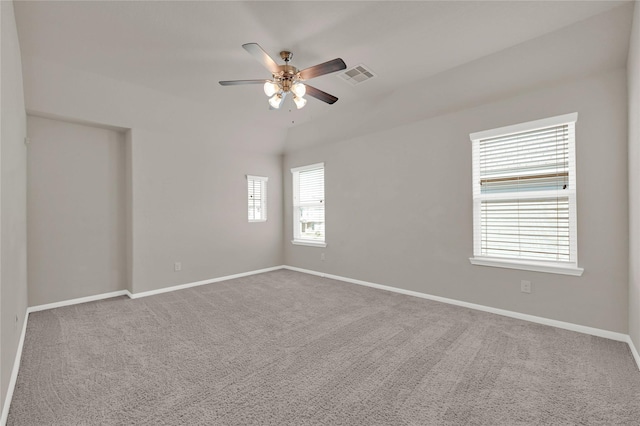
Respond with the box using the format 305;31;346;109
338;64;376;86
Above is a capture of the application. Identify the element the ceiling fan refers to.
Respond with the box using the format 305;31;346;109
219;43;347;110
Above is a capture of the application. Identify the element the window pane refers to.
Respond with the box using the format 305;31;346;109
297;206;325;240
481;173;568;194
479;126;569;179
480;197;570;262
299;168;324;203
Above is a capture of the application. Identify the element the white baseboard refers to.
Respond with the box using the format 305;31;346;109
1;307;29;426
282;265;632;344
627;336;640;371
27;290;131;313
127;265;285;299
25;266;286;310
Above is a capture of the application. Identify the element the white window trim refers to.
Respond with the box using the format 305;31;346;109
247;175;268;223
290;162;325;174
291;240;327;248
469;257;584;276
291;162;325;246
469;113;578;141
469;113;583;276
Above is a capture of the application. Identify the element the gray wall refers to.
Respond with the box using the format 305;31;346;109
0;0;28;413
284;68;629;333
21;57;284;297
629;2;640;354
126;127;283;293
27;116;127;306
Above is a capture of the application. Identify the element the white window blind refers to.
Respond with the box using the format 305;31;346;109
291;163;325;246
470;113;582;275
247;175;267;222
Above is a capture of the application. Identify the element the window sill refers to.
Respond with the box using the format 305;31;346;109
292;240;327;248
469;257;584;276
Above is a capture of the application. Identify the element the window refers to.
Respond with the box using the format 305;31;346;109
247;175;267;222
469;113;583;276
291;163;325;247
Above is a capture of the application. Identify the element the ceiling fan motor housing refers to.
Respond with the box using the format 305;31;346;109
274;63;300;93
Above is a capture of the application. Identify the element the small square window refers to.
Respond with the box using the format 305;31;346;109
247;175;267;222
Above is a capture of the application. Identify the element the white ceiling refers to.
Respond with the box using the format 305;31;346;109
13;0;633;152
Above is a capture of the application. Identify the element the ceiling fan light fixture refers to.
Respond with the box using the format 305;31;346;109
263;81;280;97
269;93;284;109
293;95;307;110
291;82;306;97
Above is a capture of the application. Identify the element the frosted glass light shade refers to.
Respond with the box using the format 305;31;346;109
291;82;306;97
293;95;307;109
263;81;280;97
269;94;284;109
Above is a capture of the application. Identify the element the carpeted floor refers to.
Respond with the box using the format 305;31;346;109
7;269;640;425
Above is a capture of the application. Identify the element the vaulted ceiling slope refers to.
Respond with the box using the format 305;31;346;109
14;1;633;154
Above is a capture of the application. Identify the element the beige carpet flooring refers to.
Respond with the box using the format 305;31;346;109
7;269;640;425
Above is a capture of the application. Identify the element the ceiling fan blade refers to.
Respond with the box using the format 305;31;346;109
242;43;281;74
219;79;269;86
299;58;347;80
305;85;338;105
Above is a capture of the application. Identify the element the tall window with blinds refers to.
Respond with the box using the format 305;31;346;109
291;163;326;246
470;113;583;276
247;175;267;222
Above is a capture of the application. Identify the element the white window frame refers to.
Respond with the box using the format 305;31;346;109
469;113;583;276
291;162;326;247
247;175;268;223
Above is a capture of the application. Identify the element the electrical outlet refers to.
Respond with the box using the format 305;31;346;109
521;280;532;294
174;262;182;272
321;253;325;261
